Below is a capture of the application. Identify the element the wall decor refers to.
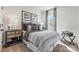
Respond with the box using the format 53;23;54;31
22;11;31;21
31;14;38;22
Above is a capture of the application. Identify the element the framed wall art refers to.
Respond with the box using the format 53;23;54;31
21;11;31;21
31;13;38;22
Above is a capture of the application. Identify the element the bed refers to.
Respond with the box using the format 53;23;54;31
22;21;61;52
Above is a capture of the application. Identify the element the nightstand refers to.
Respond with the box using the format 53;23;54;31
4;30;22;47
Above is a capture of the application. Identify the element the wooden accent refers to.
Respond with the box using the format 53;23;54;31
4;30;22;47
22;23;28;31
21;22;40;32
2;43;32;52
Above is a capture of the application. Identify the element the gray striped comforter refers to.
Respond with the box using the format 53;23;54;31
28;30;61;52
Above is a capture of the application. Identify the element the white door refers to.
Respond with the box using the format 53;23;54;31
0;7;3;51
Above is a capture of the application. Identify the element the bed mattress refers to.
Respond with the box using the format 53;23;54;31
23;30;61;52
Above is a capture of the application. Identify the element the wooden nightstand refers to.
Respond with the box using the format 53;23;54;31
4;30;22;47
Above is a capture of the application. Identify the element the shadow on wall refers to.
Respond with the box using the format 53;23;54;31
3;15;10;30
3;15;21;30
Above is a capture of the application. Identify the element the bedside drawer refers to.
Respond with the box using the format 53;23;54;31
7;32;15;35
7;35;16;38
15;34;21;37
4;30;22;47
16;31;22;34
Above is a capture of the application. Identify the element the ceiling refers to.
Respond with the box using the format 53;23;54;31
24;6;55;11
3;6;55;11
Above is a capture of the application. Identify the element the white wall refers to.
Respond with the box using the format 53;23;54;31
39;7;79;35
0;7;3;25
77;8;79;33
4;6;79;33
3;6;42;30
57;7;79;44
77;7;79;46
40;11;46;27
57;7;78;35
0;7;3;51
2;6;55;30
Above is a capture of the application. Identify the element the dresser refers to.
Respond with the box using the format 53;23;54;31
4;30;22;47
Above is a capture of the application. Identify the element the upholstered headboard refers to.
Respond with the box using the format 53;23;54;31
22;21;40;32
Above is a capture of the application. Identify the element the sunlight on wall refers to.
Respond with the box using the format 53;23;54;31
3;15;21;30
8;16;21;30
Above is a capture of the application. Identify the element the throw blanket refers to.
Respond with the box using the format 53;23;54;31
28;30;61;52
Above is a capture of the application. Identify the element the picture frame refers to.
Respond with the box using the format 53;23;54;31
31;13;38;21
22;11;31;21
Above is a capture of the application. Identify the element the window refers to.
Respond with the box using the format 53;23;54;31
46;8;56;31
